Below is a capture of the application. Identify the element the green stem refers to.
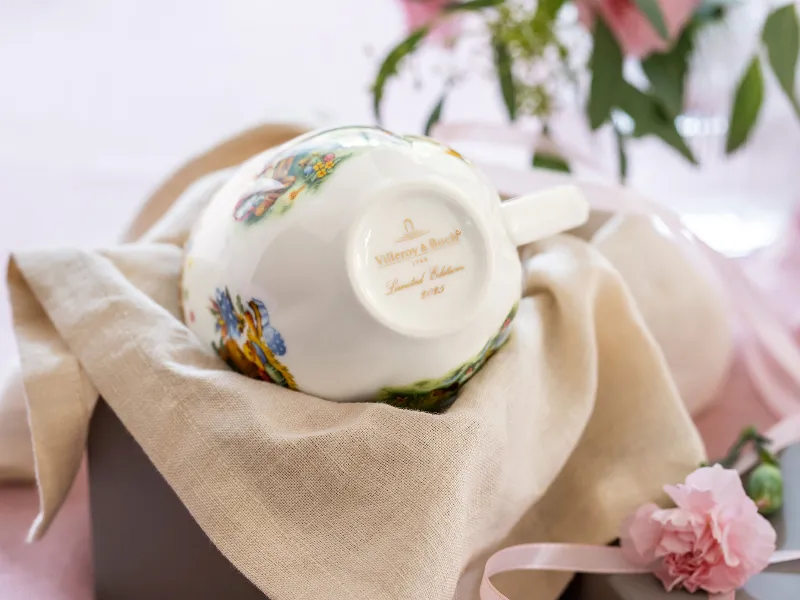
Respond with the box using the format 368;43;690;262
613;121;628;184
719;425;758;468
758;447;780;467
755;432;773;446
754;434;780;467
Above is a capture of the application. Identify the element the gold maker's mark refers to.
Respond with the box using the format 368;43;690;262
395;218;428;244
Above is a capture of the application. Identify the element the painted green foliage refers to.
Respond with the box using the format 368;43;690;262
376;303;518;413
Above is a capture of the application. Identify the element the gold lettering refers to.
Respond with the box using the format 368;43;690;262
385;272;426;295
421;285;446;299
430;264;465;280
374;228;462;268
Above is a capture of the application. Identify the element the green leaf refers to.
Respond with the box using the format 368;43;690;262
762;4;800;119
726;57;765;154
634;0;669;41
424;93;447;136
617;83;697;163
532;152;571;173
588;18;624;130
444;0;504;13
493;37;517;121
642;27;693;117
372;27;429;123
534;0;567;21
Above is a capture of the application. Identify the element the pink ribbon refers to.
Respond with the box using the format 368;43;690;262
478;415;800;600
431;122;800;599
480;545;800;600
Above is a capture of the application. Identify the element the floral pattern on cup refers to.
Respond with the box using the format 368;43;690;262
209;287;296;389
376;303;518;412
231;128;466;226
232;146;354;225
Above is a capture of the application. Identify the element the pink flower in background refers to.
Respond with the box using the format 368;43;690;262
398;0;461;43
577;0;701;57
621;464;776;594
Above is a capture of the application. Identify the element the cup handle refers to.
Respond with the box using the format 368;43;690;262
500;185;590;247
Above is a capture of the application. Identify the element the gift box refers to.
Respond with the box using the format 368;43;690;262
565;445;800;600
88;398;267;600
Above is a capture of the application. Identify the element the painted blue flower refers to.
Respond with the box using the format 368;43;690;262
303;165;313;175
251;299;286;356
214;288;240;336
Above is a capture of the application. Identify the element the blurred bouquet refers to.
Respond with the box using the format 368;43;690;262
373;0;800;176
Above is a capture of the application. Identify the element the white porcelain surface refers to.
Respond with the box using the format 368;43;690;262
182;126;588;410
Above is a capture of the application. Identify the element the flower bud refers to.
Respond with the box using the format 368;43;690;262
747;463;784;515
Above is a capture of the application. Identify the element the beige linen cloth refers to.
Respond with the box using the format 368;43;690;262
2;123;705;600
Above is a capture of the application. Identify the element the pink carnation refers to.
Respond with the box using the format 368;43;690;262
398;0;461;43
621;464;776;594
577;0;700;58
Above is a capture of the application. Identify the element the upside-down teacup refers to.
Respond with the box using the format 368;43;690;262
181;126;588;411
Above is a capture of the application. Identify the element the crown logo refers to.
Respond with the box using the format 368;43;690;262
395;218;429;244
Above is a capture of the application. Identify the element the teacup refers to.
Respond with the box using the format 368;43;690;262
181;126;588;411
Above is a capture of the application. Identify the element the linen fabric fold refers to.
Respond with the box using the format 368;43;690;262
3;124;704;600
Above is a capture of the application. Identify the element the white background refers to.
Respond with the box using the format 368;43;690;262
1;0;799;369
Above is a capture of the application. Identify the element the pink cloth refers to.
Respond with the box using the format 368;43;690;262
694;349;778;459
0;466;92;600
695;218;800;458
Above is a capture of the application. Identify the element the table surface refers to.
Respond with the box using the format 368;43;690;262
2;2;800;598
